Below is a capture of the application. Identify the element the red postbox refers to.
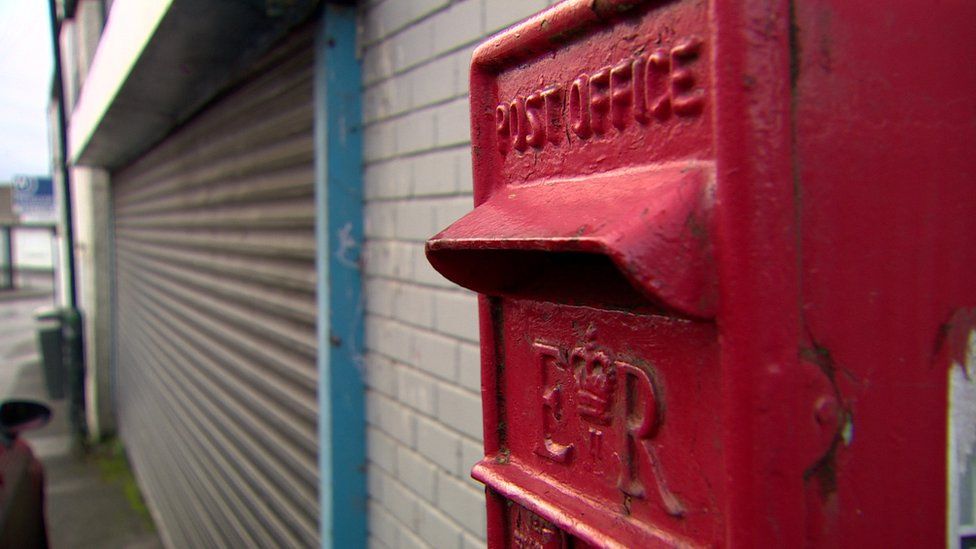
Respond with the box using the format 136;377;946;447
426;0;976;546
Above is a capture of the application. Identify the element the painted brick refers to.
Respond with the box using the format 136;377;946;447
396;447;439;502
394;243;421;281
366;315;417;364
416;415;461;474
398;367;438;415
364;83;402;125
362;84;386;123
437;473;487;537
395;110;437;156
462;532;486;549
365;316;412;365
456;142;474;192
376;319;422;368
457;342;481;393
411;148;462;197
417;505;464;549
367;427;397;474
367;464;386;501
435;98;472;147
367;391;416;447
363;80;388;124
408;55;459;111
362;0;554;544
434;290;480;342
364;352;398;397
363;240;412;280
452;47;476;96
363;39;395;86
363;248;389;279
434;196;474;231
394;200;437;241
363;0;451;46
484;0;550;33
437;383;483;440
364;201;398;239
386;477;422;527
410;328;457;381
363;120;397;162
365;160;411;200
393;19;436;70
432;0;484;54
459;438;484;479
363;78;402;124
399;527;428;549
365;278;396;318
393;283;435;328
367;501;400;548
363;164;388;200
367;56;463;125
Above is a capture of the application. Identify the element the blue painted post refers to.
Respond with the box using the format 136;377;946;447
314;5;366;549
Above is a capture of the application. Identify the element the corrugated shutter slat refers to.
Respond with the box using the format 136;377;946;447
112;27;319;548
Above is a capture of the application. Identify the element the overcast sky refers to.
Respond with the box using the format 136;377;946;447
0;0;53;182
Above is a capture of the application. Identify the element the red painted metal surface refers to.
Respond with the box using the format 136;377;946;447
426;0;976;546
427;165;717;318
789;2;976;545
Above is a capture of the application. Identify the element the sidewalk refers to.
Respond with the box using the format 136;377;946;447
1;290;162;549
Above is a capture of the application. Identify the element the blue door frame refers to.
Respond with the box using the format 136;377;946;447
314;5;366;548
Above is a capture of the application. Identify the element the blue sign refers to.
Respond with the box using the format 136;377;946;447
12;175;54;214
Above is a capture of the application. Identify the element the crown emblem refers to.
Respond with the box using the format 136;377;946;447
571;325;616;425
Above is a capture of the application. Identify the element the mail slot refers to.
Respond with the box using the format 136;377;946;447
427;0;975;546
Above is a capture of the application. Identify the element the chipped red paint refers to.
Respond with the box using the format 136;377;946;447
426;0;976;546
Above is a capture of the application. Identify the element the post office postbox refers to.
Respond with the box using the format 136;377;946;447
426;0;976;546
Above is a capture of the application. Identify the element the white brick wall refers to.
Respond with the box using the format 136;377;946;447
360;1;558;547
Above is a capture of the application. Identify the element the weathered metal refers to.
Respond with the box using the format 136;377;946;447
314;6;367;548
112;27;320;547
427;0;976;546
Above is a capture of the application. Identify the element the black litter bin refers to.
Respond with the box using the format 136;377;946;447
60;308;87;436
34;307;65;400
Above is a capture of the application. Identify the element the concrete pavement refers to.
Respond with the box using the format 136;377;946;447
1;289;162;549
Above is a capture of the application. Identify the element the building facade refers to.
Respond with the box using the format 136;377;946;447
54;0;559;547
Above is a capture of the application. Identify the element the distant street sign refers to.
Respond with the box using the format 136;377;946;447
12;176;54;216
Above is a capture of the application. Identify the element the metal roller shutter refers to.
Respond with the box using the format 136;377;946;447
111;27;318;548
